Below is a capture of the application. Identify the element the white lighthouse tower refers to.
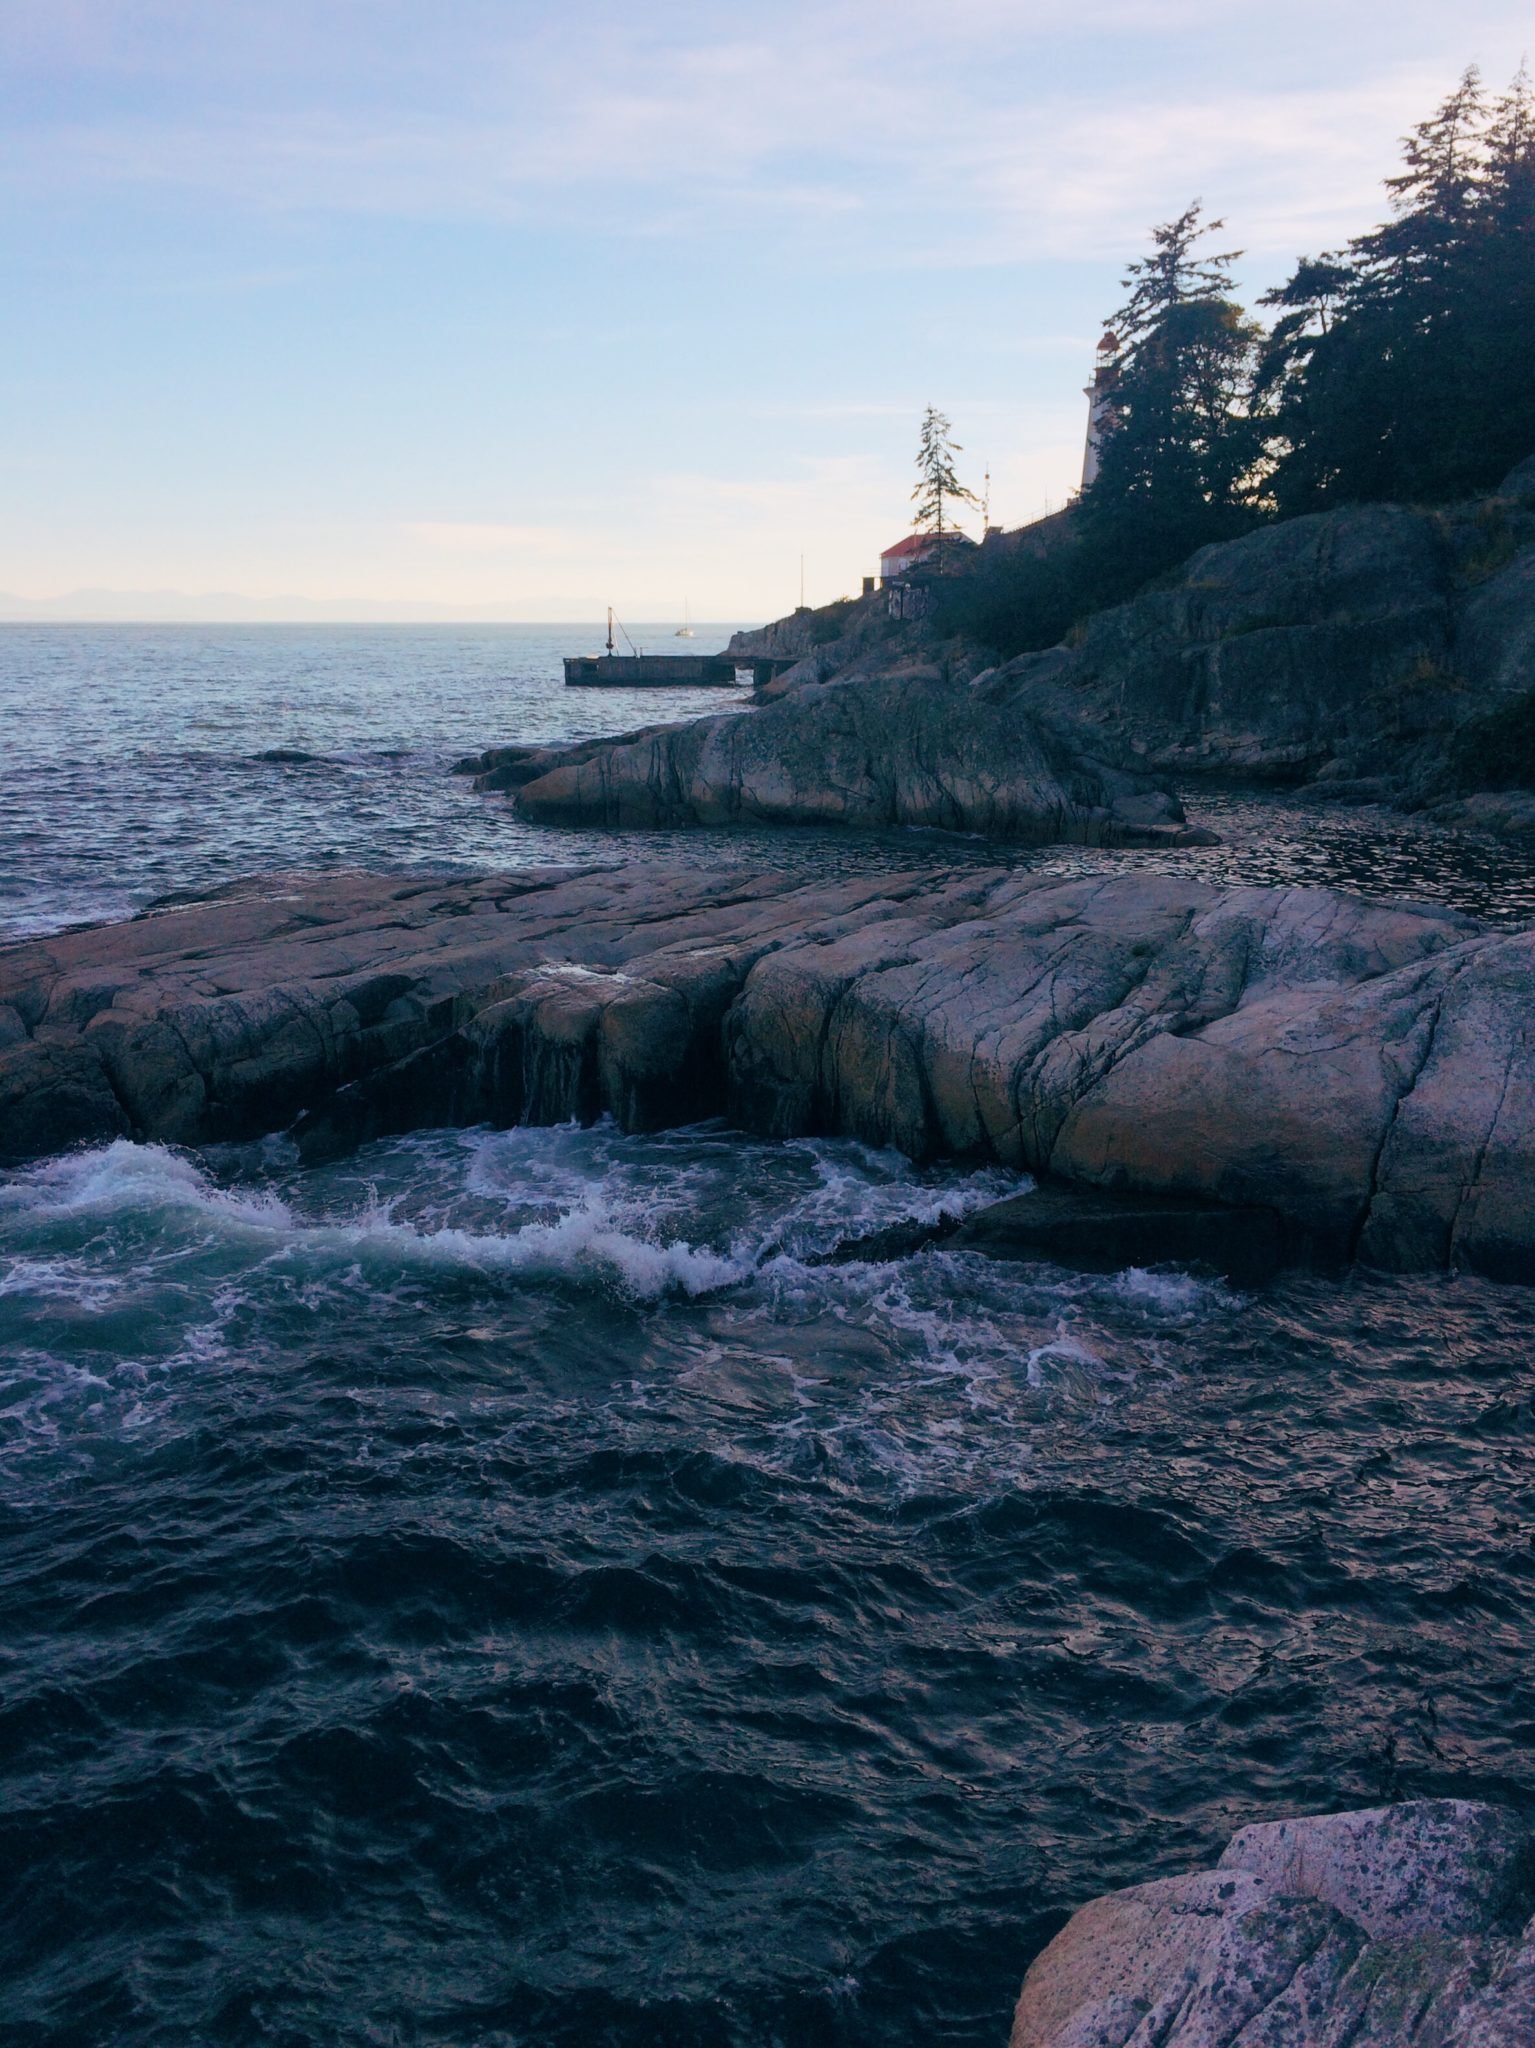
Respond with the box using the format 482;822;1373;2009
1080;331;1120;491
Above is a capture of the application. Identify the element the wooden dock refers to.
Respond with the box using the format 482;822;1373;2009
563;653;743;688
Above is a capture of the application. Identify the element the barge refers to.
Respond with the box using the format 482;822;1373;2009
563;652;741;687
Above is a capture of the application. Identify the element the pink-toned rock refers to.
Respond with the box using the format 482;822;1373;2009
1012;1802;1535;2048
4;866;1534;1279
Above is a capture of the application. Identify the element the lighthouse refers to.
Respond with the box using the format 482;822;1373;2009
1080;331;1119;491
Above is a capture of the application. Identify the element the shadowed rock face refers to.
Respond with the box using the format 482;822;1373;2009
997;504;1463;783
503;665;1205;844
995;495;1535;796
1010;1800;1535;2047
4;865;1534;1278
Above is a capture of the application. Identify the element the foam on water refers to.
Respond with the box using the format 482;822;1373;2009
1;1138;296;1231
2;1128;1019;1310
0;1125;1229;1505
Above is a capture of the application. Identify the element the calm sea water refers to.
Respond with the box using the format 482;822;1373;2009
4;627;1535;2048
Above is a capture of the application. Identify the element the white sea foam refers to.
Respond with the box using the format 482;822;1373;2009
0;1140;293;1231
1108;1266;1225;1314
1024;1327;1108;1389
0;1257;125;1310
2;1139;755;1303
322;1198;751;1300
1;1135;1230;1388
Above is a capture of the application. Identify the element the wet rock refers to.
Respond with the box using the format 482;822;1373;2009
948;1181;1288;1284
810;1211;966;1266
1291;776;1395;806
1424;790;1535;836
4;866;1534;1279
1011;1801;1535;2048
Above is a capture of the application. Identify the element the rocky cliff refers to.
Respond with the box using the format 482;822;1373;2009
6;863;1534;1280
475;458;1535;841
996;467;1535;799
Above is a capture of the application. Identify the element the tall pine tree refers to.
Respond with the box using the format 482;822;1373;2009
1471;64;1535;480
1260;67;1535;509
1079;203;1263;587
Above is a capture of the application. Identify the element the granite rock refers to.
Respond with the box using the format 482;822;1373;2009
486;473;1535;840
4;866;1534;1277
508;665;1201;844
1012;1802;1535;2048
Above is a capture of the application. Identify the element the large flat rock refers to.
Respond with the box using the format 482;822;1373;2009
3;865;1532;1277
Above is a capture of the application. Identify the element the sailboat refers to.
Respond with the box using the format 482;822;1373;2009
675;599;695;640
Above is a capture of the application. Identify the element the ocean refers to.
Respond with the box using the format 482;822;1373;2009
3;624;1535;2047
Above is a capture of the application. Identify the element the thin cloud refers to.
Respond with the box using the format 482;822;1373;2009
8;17;1525;276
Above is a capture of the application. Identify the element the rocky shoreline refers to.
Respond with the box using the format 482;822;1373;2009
7;465;1535;2043
3;860;1532;1281
455;457;1535;848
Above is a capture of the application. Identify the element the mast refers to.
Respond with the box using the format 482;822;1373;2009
606;606;616;656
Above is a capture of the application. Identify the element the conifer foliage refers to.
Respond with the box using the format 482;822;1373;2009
941;64;1535;658
1079;202;1264;585
912;406;980;546
1257;65;1535;509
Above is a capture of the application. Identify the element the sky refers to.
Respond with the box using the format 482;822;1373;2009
3;1;1531;622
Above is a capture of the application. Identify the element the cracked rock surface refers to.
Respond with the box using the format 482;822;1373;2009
2;864;1532;1277
1010;1801;1535;2047
492;665;1205;844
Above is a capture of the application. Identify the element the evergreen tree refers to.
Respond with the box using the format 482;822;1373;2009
1471;63;1535;479
911;406;979;554
942;66;1535;660
1262;66;1535;509
1079;203;1263;585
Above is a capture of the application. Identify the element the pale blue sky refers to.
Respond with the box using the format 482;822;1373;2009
4;1;1530;620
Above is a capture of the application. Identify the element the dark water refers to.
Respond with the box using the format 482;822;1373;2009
4;1128;1535;2047
5;627;1535;2047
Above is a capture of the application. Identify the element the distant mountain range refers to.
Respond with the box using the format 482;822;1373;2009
0;590;614;624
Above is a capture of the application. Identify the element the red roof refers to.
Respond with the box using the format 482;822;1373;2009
880;534;938;561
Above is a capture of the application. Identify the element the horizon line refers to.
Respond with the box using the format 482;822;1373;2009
0;615;764;628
